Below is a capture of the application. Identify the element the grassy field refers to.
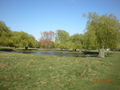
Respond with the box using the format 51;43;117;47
0;51;120;90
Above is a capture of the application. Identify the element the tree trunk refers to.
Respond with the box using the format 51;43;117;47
98;48;105;58
25;47;28;50
74;49;77;51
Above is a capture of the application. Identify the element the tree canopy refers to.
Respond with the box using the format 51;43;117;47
39;31;55;48
85;13;120;57
70;34;84;50
0;21;37;49
0;21;12;46
55;30;70;49
11;31;37;48
86;13;120;49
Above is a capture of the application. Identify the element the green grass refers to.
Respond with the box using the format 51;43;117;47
0;51;120;90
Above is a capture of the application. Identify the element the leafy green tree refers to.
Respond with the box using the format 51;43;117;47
117;30;120;50
55;30;70;49
83;31;98;50
0;21;13;46
70;34;84;51
11;31;37;49
86;13;120;57
0;21;37;49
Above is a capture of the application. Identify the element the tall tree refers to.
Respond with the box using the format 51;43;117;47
0;21;12;46
39;31;55;48
86;13;120;57
55;30;70;49
11;31;37;49
70;34;84;51
83;31;98;50
0;21;37;49
117;30;120;50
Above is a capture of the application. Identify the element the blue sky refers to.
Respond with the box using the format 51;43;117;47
0;0;120;40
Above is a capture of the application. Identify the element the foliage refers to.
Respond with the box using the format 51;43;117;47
0;21;37;48
40;40;55;48
86;13;120;49
70;34;84;50
55;30;70;49
83;31;98;49
11;31;37;48
0;21;12;46
39;31;55;48
85;13;120;57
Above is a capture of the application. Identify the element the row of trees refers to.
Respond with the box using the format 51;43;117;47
55;30;84;50
0;21;37;49
39;13;120;57
1;13;120;57
39;30;84;50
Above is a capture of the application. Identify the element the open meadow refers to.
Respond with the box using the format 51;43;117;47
0;51;120;90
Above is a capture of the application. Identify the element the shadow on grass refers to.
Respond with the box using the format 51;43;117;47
0;48;14;52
